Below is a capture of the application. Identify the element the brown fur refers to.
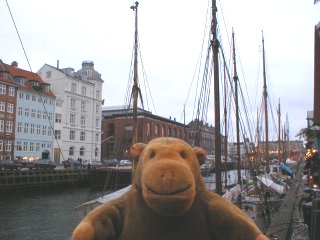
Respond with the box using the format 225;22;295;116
72;137;268;240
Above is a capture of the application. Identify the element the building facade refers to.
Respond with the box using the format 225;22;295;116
38;61;103;164
101;106;189;160
0;60;19;160
3;61;56;161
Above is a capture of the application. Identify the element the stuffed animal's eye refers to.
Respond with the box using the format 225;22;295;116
180;151;187;158
150;151;156;158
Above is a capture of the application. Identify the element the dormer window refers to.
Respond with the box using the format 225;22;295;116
0;71;10;80
29;80;39;87
40;83;50;92
14;76;26;86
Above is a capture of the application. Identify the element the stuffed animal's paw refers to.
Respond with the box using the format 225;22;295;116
72;221;95;240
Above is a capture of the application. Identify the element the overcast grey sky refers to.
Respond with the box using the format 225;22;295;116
1;0;319;142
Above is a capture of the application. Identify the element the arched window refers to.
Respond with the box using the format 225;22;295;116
80;146;85;156
69;146;75;156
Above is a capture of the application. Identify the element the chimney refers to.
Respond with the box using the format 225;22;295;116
11;61;18;67
57;60;59;69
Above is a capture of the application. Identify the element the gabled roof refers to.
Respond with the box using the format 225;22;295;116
4;62;55;98
0;59;19;86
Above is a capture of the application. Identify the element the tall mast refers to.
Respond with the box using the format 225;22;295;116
223;65;228;188
131;1;139;145
232;30;241;186
277;99;282;162
211;0;222;195
262;32;270;173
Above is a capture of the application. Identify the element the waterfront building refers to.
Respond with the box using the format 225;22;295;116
4;61;56;161
0;60;19;160
101;106;189;160
188;119;215;155
38;61;103;164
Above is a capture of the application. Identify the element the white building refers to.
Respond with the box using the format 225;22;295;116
38;61;103;164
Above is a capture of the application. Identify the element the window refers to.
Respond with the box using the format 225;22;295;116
96;90;100;99
95;147;98;157
81;86;86;95
26;94;30;100
42;126;47;135
24;107;29;116
6;140;12;152
95;118;99;128
55;130;61;140
0;102;5;112
6;121;13;133
7;103;14;113
69;146;75;156
19;92;24;98
8;86;15;96
80;115;86;126
70;98;76;109
70;130;75;140
42;112;47;119
96;104;99;113
16;141;22;151
36;143;40;151
81;100;86;111
37;110;41;118
95;133;99;142
71;83;77;93
48;113;53;120
18;107;23;115
55;113;62;123
0;140;2;151
0;84;6;94
161;126;165;137
155;125;158;135
32;95;36;101
24;123;29;133
17;122;22;133
70;113;76;124
80;146;85;156
23;142;28;151
30;124;35;134
0;120;4;132
36;125;41;135
46;71;51;78
31;109;36;117
80;131;85;141
30;142;34;151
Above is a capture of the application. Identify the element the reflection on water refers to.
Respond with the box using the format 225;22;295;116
0;186;107;240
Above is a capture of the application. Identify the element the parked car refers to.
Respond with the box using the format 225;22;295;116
14;159;33;168
84;160;103;169
63;159;85;169
0;160;23;170
101;159;119;167
29;159;56;170
119;160;132;166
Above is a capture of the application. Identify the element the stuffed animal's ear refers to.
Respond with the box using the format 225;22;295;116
130;143;147;158
193;147;206;165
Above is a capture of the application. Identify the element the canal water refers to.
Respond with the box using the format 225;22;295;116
0;169;246;240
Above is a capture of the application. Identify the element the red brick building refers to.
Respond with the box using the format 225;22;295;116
0;60;19;160
101;106;189;160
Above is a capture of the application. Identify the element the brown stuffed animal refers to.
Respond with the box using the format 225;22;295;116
72;137;268;240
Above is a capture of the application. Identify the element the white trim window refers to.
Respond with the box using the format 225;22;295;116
8;86;15;96
0;84;6;94
0;102;5;112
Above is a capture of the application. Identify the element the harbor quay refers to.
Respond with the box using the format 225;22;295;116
0;166;132;191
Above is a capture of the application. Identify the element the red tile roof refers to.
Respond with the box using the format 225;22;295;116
3;62;55;98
